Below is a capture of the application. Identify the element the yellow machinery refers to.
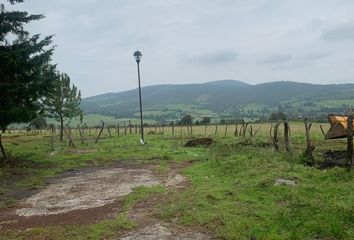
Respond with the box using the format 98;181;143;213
325;115;354;139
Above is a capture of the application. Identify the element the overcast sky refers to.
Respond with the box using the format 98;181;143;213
6;0;354;97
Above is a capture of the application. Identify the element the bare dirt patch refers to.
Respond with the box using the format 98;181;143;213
16;168;160;216
119;223;210;240
0;160;212;239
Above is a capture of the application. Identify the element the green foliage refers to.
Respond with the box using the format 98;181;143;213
0;126;353;239
44;72;82;140
269;111;287;121
201;116;211;125
28;114;47;130
179;114;193;125
0;0;56;132
45;73;82;122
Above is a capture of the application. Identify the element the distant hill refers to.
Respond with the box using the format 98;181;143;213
81;80;354;122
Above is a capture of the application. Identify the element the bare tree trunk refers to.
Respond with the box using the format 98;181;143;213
50;126;55;150
215;124;218;136
0;133;6;160
204;125;208;136
117;124;120;135
347;114;353;171
224;124;228;137
284;121;291;153
172;122;175;136
234;124;238;136
304;118;314;165
190;124;193;135
60;115;64;142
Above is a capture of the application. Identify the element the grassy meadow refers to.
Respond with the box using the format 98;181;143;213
0;122;353;239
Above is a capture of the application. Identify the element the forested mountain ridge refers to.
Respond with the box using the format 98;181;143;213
81;80;354;121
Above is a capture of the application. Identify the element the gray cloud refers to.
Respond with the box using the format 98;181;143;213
301;51;332;61
4;0;354;96
185;50;239;65
258;54;292;64
321;21;354;40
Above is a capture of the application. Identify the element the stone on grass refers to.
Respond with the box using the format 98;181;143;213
274;179;296;187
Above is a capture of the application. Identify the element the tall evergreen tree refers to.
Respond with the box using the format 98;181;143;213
45;73;83;141
0;0;56;159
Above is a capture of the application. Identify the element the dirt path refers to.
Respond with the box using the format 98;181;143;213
0;161;211;239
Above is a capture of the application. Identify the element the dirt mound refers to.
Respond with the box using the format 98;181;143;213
184;138;213;147
321;150;348;169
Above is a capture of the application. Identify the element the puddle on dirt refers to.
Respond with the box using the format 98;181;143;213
16;168;160;217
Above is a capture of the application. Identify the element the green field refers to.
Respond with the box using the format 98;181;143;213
0;123;353;239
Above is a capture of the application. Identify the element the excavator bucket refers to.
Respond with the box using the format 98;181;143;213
325;115;354;139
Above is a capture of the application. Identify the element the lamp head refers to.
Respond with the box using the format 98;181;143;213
133;50;142;63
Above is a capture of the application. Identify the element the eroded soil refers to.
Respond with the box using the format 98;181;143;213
0;160;211;239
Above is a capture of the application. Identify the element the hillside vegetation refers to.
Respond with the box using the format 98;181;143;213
81;80;354;122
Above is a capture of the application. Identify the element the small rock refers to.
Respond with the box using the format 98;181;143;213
165;174;186;187
274;179;296;187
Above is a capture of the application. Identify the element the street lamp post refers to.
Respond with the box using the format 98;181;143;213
133;50;145;144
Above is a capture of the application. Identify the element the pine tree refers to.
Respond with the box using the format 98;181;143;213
0;0;56;159
45;73;83;142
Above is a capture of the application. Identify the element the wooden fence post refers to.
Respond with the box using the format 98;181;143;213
284;121;291;153
215;124;218;136
78;124;84;144
304;118;314;165
347;114;353;171
64;127;76;148
95;121;105;143
243;122;249;137
128;121;132;134
107;126;112;139
270;121;281;152
319;124;325;136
